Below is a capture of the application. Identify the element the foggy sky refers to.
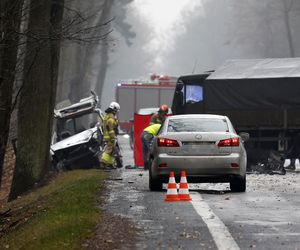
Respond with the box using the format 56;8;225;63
101;0;300;108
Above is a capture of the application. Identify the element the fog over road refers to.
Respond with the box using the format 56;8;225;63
104;136;300;249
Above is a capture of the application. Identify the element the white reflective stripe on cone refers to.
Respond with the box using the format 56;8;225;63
167;189;178;195
179;189;189;194
169;177;176;183
181;177;187;183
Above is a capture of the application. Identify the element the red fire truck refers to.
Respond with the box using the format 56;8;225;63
115;74;177;134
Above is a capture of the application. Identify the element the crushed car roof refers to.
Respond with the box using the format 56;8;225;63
54;91;99;119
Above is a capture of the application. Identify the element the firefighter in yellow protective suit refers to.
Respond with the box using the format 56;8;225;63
100;102;120;170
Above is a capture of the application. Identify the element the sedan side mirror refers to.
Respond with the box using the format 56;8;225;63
239;132;250;142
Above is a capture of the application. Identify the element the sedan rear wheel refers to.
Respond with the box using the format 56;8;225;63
230;176;246;192
149;159;162;191
149;177;163;191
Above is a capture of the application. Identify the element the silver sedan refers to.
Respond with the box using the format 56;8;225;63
149;114;248;192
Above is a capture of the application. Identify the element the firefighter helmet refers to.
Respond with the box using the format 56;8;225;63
109;102;120;112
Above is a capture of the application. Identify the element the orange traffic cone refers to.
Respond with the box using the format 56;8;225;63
165;172;180;202
178;171;192;201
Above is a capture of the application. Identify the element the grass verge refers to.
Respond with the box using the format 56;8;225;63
0;169;106;250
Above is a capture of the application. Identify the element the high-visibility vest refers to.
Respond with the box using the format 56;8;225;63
102;113;117;140
143;124;161;136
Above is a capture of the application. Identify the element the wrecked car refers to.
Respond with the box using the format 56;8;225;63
50;91;104;170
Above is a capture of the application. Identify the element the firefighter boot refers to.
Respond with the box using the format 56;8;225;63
286;159;296;170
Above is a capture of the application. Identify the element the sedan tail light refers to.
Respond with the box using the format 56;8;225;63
218;137;239;147
159;163;167;168
157;138;179;147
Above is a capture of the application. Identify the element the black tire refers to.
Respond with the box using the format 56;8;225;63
92;156;100;169
54;160;71;171
230;176;246;192
115;156;123;168
149;160;162;191
149;176;162;191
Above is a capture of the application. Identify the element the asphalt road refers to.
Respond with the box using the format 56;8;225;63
104;135;300;250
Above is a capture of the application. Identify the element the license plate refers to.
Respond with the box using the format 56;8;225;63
185;144;215;153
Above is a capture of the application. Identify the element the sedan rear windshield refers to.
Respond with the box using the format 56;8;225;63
167;118;229;132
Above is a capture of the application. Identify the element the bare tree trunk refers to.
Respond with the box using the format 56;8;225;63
10;0;64;198
94;0;114;97
50;0;65;105
57;0;115;103
0;0;23;184
56;0;87;103
69;0;108;101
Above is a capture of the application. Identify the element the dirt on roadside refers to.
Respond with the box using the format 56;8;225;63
83;170;139;250
83;212;139;250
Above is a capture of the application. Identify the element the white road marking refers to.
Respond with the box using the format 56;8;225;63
254;233;300;237
234;220;292;226
190;192;240;250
